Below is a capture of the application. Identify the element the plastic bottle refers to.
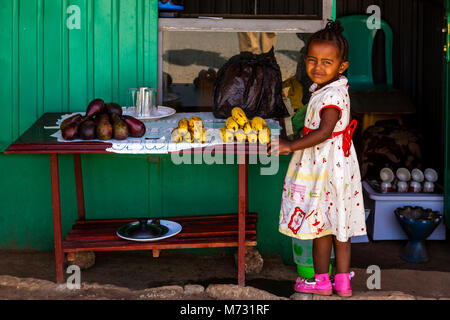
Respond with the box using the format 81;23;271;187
292;238;335;279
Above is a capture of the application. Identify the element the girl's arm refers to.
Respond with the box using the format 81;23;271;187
268;108;340;155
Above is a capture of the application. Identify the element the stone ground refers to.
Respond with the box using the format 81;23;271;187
0;240;450;300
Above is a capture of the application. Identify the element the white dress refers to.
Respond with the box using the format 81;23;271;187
279;76;367;242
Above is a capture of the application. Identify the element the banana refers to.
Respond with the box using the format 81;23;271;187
251;116;267;132
177;118;189;135
231;107;249;127
246;130;258;144
194;127;207;143
243;122;252;134
258;127;271;145
226;117;239;132
171;128;183;143
183;130;193;143
189;116;203;131
235;129;246;143
191;126;202;141
220;126;234;143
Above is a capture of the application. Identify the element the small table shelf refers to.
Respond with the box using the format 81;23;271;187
64;214;257;254
4;112;262;286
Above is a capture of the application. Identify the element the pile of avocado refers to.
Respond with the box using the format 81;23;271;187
60;99;146;141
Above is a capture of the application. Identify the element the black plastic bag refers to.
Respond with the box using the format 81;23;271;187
213;48;289;119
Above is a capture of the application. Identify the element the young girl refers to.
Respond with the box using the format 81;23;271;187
268;20;366;297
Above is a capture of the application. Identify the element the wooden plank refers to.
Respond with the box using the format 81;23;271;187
65;228;257;242
63;237;257;252
67;221;257;235
70;216;257;230
70;213;257;228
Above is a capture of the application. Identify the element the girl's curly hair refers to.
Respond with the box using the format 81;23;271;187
305;20;349;61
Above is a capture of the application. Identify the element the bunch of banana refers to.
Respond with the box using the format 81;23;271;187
189;116;203;131
171;128;183;143
231;107;249;127
225;117;239;132
177;118;189;135
247;131;258;144
251;116;271;145
172;116;206;143
220;107;272;144
234;129;246;143
220;126;234;143
251;116;268;132
258;127;271;145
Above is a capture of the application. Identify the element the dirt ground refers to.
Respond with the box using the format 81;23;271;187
0;239;449;300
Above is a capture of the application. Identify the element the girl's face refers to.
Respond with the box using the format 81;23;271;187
304;40;349;89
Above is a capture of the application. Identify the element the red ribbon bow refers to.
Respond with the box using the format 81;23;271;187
342;119;357;157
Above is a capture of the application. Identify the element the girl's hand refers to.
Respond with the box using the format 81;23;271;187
268;138;292;156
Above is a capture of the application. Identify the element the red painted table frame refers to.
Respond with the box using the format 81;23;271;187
4;113;264;286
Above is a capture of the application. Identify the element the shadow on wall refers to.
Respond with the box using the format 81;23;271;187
276;49;301;62
163;49;228;69
163;49;301;69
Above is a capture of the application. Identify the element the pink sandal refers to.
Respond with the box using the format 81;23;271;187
294;273;332;295
333;271;355;297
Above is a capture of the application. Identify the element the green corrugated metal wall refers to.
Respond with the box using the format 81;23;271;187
0;0;293;262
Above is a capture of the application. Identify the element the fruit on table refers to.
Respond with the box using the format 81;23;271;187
251;116;268;132
78;120;96;140
226;117;239;132
86;99;105;117
105;102;123;116
243;122;252;135
193;127;207;143
60;114;82;132
247;130;258;144
258;127;271;145
171;128;183;143
220;107;272;145
231;107;249;127
235;129;246;143
177;118;189;135
111;114;129;140
62;121;80;140
96;114;113;140
220;126;234;143
172;116;205;144
188;116;202;131
122;115;146;137
59;99;146;141
183;131;193;143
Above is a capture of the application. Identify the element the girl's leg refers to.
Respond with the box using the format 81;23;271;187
313;235;333;275
295;234;333;295
332;236;353;296
332;236;351;274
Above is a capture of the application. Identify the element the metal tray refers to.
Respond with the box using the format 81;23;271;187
116;219;182;242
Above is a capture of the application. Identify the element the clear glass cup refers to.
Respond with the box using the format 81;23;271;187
128;88;138;111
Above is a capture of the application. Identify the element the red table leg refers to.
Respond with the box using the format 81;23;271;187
74;154;86;220
50;153;64;283
238;154;248;286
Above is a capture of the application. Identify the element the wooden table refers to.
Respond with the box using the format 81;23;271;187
4;113;263;285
